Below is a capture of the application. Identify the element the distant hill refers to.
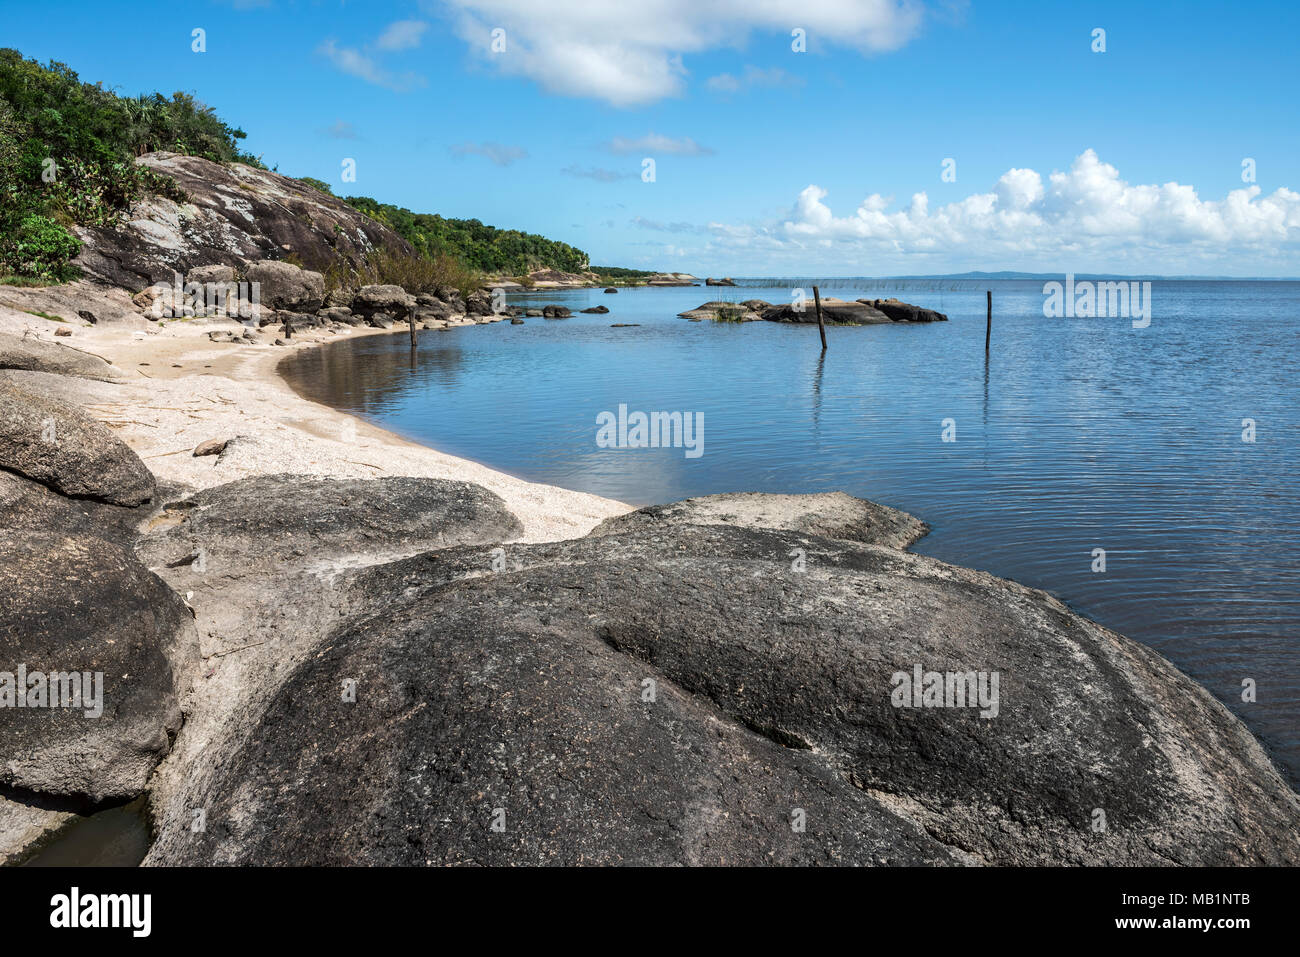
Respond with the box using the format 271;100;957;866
880;270;1300;281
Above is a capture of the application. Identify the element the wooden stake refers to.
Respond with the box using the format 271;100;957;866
985;289;992;352
408;304;418;348
813;285;827;351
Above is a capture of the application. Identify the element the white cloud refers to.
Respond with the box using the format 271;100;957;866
450;141;529;165
606;133;713;156
724;151;1300;269
318;20;430;91
436;0;925;106
375;19;430;51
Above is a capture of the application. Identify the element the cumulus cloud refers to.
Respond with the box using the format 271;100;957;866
731;151;1300;267
606;133;713;156
450;141;529;165
436;0;925;106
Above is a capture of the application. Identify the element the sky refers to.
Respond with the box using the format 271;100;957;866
3;0;1298;276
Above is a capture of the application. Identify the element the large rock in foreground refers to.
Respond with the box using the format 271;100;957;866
145;494;1300;866
135;475;522;575
0;379;155;506
0;532;197;803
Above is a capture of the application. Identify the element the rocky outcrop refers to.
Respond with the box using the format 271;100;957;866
143;491;1300;866
761;298;893;324
524;268;601;288
244;260;325;313
678;300;768;322
864;298;948;323
580;305;610;314
0;531;197;803
0;332;122;382
705;277;737;286
0;282;143;326
591;491;927;549
136;475;522;574
71;152;412;290
645;273;699;286
542;305;572;319
0;379;155;506
351;284;413;323
677;297;949;325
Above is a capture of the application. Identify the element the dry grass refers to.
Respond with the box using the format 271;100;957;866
323;250;482;299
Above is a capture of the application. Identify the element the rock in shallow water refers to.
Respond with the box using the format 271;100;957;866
144;493;1300;866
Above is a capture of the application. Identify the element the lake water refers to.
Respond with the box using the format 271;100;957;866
281;279;1300;785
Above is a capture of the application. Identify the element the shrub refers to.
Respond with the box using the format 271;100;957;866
323;248;483;299
296;176;334;196
0;48;256;279
10;215;81;280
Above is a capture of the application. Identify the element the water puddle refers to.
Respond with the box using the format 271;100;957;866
20;796;151;867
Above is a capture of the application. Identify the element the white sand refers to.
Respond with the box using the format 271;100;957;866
0;305;632;542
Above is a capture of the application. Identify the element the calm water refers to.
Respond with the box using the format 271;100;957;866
282;279;1300;784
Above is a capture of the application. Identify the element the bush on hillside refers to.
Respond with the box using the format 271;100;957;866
0;48;262;281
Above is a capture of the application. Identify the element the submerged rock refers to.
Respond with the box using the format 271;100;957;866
144;492;1300;866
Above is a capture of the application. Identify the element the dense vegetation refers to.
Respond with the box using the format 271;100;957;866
591;265;658;282
342;196;590;277
1;49;622;287
0;49;260;280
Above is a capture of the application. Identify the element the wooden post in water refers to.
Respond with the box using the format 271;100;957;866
985;290;992;352
408;303;418;348
813;285;827;351
282;312;293;340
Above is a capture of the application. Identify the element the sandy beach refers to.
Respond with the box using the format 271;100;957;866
0;305;632;542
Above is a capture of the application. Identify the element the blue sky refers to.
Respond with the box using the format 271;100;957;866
4;0;1298;276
